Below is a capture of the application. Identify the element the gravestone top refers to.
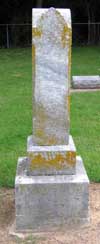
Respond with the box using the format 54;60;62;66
32;8;71;28
32;8;72;146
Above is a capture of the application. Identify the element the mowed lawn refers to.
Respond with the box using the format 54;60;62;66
0;46;100;187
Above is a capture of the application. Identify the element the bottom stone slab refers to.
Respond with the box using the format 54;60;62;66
15;156;89;232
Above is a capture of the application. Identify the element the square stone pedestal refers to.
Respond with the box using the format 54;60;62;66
27;135;76;175
15;156;89;232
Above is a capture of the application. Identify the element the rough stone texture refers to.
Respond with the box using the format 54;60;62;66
15;156;89;231
72;75;100;89
15;8;89;232
27;135;76;175
32;8;72;145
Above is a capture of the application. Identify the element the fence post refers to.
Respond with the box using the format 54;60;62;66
6;24;9;48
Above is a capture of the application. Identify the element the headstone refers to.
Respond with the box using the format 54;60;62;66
28;8;76;175
72;75;100;89
32;8;71;146
15;8;89;232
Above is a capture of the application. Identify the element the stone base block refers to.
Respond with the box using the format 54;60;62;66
27;135;76;175
15;156;89;232
72;75;100;89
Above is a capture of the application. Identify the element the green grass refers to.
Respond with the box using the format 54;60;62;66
0;46;100;187
0;48;32;187
72;46;100;75
71;91;100;182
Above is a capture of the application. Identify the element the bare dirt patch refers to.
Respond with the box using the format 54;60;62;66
0;184;100;244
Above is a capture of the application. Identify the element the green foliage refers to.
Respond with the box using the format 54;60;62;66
0;47;100;187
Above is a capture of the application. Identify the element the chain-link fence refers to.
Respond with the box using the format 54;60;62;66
72;23;100;45
0;24;31;48
0;23;100;48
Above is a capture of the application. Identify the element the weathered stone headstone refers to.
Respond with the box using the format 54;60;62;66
32;8;71;146
28;8;76;175
72;75;100;89
15;8;89;232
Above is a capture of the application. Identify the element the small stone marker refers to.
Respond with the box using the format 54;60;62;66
72;75;100;89
15;8;89;232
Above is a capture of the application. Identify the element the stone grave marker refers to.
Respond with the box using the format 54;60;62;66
15;8;89;232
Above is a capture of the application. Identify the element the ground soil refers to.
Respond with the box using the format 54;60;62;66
0;183;100;244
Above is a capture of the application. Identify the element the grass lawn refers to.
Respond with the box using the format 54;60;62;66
71;91;100;182
72;46;100;75
0;46;100;187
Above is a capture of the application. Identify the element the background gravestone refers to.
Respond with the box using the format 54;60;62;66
15;8;89;231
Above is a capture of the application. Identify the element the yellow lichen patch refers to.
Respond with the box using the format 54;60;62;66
68;95;70;114
36;134;58;146
32;44;35;86
66;151;76;165
68;29;72;83
61;24;70;48
47;137;58;145
36;129;44;139
32;27;42;38
29;150;76;171
32;44;35;68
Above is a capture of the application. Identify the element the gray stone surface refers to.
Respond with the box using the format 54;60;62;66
15;8;89;233
72;75;100;89
27;134;76;175
15;156;89;232
32;8;72;145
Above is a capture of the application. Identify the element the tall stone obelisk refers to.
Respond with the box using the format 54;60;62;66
27;8;76;175
15;8;89;232
32;8;71;146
